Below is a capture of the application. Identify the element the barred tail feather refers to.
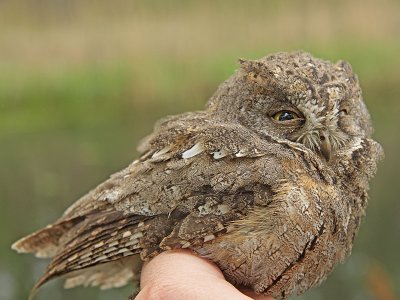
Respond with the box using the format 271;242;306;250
12;217;84;258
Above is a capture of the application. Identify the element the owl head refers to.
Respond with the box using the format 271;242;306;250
207;52;375;162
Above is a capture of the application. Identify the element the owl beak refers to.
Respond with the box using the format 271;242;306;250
319;132;332;162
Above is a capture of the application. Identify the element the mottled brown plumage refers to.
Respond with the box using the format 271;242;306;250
12;51;383;299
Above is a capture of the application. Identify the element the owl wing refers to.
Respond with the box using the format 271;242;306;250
12;112;291;292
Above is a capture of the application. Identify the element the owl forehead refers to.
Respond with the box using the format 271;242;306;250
261;54;351;119
284;75;346;116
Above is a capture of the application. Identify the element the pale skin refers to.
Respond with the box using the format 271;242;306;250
136;250;275;300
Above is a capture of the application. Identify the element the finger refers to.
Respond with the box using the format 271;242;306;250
136;249;269;300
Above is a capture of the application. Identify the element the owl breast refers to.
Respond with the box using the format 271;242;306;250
194;143;364;299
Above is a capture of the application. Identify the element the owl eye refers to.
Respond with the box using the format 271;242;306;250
272;111;300;122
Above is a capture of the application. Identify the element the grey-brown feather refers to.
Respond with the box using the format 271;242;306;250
12;51;383;300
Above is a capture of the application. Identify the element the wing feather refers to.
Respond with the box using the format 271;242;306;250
15;113;289;298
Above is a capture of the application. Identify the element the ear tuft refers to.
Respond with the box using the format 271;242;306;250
238;58;262;73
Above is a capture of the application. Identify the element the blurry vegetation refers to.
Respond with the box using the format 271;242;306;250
0;1;399;300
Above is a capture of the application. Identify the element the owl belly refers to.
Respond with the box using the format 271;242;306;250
194;177;353;299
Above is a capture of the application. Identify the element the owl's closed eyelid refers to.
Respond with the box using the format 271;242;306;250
267;102;301;115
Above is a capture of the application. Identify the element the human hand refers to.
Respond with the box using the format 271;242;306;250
135;249;275;300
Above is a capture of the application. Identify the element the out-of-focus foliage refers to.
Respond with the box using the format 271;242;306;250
0;1;398;299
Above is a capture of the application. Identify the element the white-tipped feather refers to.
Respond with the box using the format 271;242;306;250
235;149;248;157
182;142;204;159
151;145;172;158
213;149;228;159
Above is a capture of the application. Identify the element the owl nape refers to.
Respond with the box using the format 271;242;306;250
12;51;383;300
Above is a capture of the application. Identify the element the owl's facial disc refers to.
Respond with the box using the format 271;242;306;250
226;53;368;162
271;107;335;162
288;100;349;162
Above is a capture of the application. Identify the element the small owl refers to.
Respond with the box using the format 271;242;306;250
12;51;383;299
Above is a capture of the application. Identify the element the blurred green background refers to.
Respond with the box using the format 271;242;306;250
0;1;399;299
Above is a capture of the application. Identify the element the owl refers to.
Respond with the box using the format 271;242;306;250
12;51;383;299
